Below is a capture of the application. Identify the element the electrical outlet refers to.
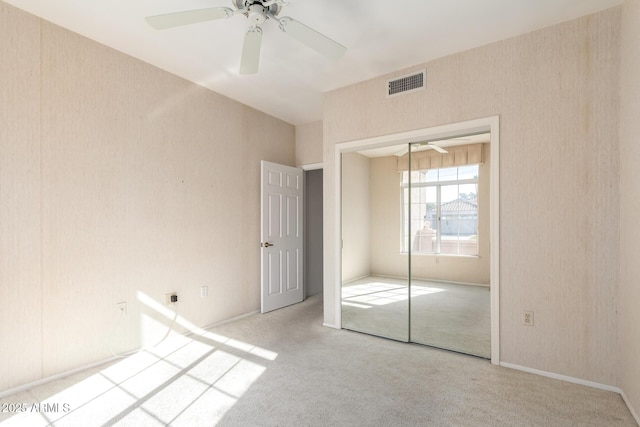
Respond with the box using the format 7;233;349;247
117;302;127;315
200;286;208;298
523;310;534;326
165;292;177;305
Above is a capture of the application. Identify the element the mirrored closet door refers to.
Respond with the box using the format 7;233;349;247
340;145;409;342
407;138;491;358
341;135;491;359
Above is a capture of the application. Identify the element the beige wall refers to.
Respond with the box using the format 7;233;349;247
0;2;294;393
295;120;323;167
2;0;635;411
619;0;640;420
324;8;621;386
369;146;490;284
369;156;401;277
0;2;43;393
341;152;371;282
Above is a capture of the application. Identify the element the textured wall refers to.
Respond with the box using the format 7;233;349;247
0;3;294;392
369;148;490;284
619;0;640;420
324;8;621;385
295;120;323;167
0;2;43;392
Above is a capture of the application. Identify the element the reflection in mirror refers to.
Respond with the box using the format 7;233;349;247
340;146;409;342
408;137;491;358
340;134;491;359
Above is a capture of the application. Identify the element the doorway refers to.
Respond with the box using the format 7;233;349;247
304;168;323;298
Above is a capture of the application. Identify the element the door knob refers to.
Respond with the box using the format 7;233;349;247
261;242;274;248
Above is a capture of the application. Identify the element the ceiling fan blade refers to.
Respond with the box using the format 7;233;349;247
145;7;233;30
240;27;263;74
394;146;409;157
277;17;346;60
430;144;448;154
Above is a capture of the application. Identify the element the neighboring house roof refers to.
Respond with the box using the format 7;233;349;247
428;198;477;213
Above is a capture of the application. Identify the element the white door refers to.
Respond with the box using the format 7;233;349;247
260;161;304;313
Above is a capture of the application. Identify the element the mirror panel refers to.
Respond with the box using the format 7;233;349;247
340;148;408;342
340;135;491;358
409;139;491;358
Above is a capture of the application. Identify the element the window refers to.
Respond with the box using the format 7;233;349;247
401;165;479;255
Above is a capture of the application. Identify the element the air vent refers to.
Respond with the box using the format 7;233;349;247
387;70;426;97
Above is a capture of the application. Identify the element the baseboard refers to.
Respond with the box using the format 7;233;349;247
372;274;489;288
500;362;621;393
501;362;640;422
342;274;489;288
341;274;372;285
0;350;138;399
322;322;341;329
199;309;260;331
620;390;640;425
0;309;261;399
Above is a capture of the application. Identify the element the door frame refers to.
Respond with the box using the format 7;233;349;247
333;116;500;365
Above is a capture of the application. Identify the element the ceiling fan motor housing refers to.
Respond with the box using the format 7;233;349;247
247;4;267;25
236;0;281;19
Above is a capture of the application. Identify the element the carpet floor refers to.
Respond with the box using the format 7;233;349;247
341;276;491;358
0;295;636;426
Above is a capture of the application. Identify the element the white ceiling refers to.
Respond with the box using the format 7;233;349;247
5;0;622;125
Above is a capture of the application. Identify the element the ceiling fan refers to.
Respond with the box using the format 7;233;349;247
396;140;463;157
424;142;448;154
145;0;347;74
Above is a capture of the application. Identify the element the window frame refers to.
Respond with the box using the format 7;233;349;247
400;165;480;256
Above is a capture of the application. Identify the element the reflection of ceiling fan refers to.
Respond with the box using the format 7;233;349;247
424;142;448;154
396;139;469;157
145;0;347;74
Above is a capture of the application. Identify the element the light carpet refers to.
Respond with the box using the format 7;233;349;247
0;295;636;426
342;276;491;358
